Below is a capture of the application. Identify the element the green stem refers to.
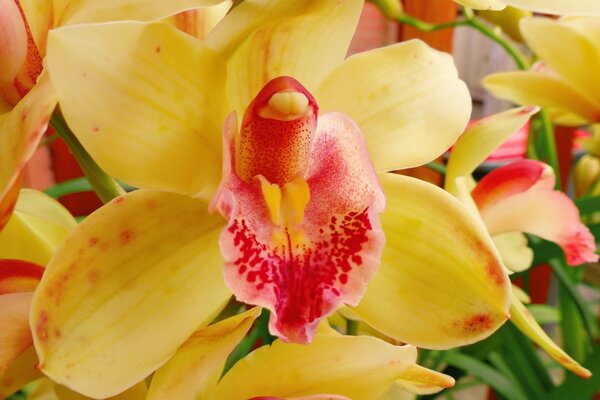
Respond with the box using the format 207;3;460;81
538;110;561;188
44;177;93;199
461;11;529;71
50;111;124;203
346;319;358;335
425;161;447;175
392;9;530;71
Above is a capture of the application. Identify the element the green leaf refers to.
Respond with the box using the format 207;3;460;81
575;196;600;217
444;351;529;400
547;343;600;400
527;304;560;325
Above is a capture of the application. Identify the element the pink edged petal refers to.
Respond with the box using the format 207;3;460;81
445;106;539;196
0;0;27;86
0;346;41;398
214;79;384;344
353;173;511;349
471;159;555;211
30;190;231;398
0;258;44;294
0;74;56;222
206;0;362;113
0;292;33;378
474;161;597;265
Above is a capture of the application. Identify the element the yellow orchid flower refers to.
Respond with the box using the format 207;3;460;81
0;189;77;398
33;0;512;397
454;0;600;15
484;16;600;126
446;106;596;378
147;308;454;400
0;0;229;230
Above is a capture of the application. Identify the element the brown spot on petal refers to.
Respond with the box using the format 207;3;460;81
155;46;161;53
37;311;49;342
120;229;134;244
462;314;493;333
89;237;99;247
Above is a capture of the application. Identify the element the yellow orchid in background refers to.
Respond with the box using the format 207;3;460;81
0;0;229;230
484;16;600;127
32;0;512;397
455;0;600;15
446;106;597;378
0;189;77;398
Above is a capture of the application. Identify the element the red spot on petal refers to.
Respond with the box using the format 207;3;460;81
114;196;125;204
462;314;493;333
119;229;134;244
89;237;99;247
37;311;49;342
92;126;99;133
155;46;161;53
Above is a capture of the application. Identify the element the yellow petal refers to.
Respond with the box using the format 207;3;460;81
521;17;600;105
46;22;229;200
29;378;60;400
483;71;600;125
0;74;56;218
54;0;227;25
206;0;362;113
445;106;538;195
492;232;533;273
54;382;148;400
0;189;77;265
353;173;511;349
0;292;33;378
454;0;505;10
163;2;232;41
31;190;231;398
315;40;471;172
393;365;454;395
0;346;41;398
215;335;420;400
147;308;261;400
510;288;591;378
502;0;600;15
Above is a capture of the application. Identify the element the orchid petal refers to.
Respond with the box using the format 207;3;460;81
54;382;148;400
18;0;53;56
502;1;600;16
474;161;598;266
164;2;232;41
0;173;22;230
214;335;423;400
0;75;56;222
0;292;33;378
521;17;600;105
206;0;362;113
0;0;28;84
147;308;260;400
46;22;229;199
453;0;505;10
0;189;77;265
215;101;384;343
393;365;455;395
30;190;231;398
492;232;533;273
0;259;44;294
353;173;510;349
0;346;41;398
510;289;591;378
315;40;471;172
54;0;227;25
483;71;600;125
445;106;538;195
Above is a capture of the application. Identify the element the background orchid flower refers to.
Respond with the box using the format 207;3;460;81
0;0;228;230
454;0;600;15
446;106;597;378
484;16;600;126
0;189;77;397
33;0;511;397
